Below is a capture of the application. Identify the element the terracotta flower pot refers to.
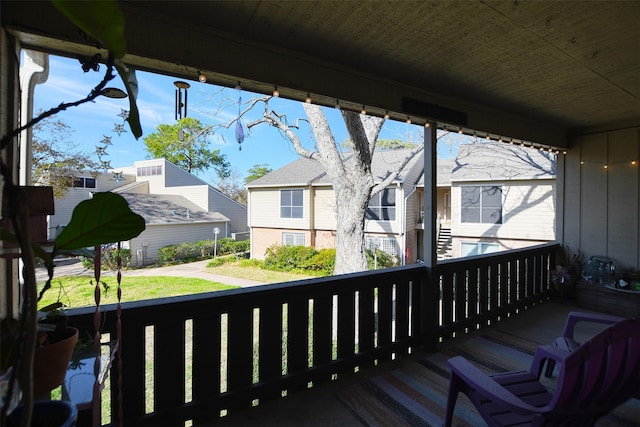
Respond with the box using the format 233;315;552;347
32;326;79;396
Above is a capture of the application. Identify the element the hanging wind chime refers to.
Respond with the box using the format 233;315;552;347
235;83;245;150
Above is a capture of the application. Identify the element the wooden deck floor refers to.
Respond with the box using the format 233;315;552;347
210;299;630;426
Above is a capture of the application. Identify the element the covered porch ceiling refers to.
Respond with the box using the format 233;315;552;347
2;1;639;148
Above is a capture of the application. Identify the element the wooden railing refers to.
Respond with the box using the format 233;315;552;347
67;242;558;426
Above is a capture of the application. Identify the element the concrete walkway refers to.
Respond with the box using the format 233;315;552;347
36;257;265;288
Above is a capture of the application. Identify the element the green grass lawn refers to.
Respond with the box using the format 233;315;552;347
38;262;315;309
204;261;315;283
38;276;239;309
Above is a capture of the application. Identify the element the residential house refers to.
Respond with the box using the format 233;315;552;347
48;158;247;265
246;149;424;264
416;142;556;260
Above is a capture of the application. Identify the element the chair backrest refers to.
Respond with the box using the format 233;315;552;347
550;318;640;423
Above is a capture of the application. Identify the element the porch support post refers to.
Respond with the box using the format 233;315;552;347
420;122;439;351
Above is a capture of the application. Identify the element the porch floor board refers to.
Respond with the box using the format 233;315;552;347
210;299;630;426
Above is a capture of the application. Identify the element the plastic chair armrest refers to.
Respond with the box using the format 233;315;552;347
448;356;547;416
560;311;623;341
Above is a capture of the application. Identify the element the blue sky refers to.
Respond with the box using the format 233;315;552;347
34;55;449;183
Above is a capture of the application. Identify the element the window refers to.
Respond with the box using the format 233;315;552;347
72;177;96;188
461;186;502;224
366;236;399;256
283;232;305;246
280;189;303;218
461;241;500;257
366;188;396;221
136;165;162;176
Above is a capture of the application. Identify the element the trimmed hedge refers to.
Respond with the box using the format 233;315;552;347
81;246;132;270
263;244;335;276
158;238;249;265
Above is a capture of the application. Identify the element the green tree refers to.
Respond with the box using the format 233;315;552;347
245;163;272;183
143;117;230;177
32;113;101;198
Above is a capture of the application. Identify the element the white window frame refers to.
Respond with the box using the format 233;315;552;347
72;176;96;189
366;236;399;256
136;164;162;176
460;185;503;224
282;232;305;246
366;187;396;221
280;189;304;219
460;241;500;257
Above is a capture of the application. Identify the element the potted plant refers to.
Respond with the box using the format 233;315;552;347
551;245;582;300
0;3;145;424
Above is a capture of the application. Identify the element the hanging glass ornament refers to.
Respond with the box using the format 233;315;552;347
235;84;245;150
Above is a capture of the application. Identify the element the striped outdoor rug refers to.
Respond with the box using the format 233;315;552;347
337;329;640;426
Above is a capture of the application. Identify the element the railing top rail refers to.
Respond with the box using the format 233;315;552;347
66;263;427;318
437;242;559;267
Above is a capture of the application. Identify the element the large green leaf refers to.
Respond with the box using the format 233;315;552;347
51;0;126;58
54;192;145;252
116;60;143;139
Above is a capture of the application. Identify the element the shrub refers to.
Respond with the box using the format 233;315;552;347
304;248;335;275
158;238;249;265
81;245;131;270
263;244;318;272
263;244;334;275
365;248;397;270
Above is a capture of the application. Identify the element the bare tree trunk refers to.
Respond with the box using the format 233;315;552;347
254;100;418;275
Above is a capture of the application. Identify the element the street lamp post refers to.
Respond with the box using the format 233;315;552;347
213;226;220;258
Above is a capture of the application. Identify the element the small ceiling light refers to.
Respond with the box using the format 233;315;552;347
384;111;390;119
424;122;430;128
101;87;128;99
458;129;463;134
197;71;206;83
305;93;312;103
486;135;491;141
632;160;637;165
604;164;608;169
548;147;554;152
406;117;411;124
580;160;584;164
361;105;367;115
563;150;568;155
273;86;280;97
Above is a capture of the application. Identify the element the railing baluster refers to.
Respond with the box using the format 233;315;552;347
192;310;222;423
358;286;375;357
377;283;393;361
336;290;356;363
258;301;283;400
226;305;254;410
154;318;186;419
395;279;410;353
287;296;309;390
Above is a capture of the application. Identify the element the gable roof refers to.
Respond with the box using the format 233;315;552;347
118;193;229;225
416;158;456;188
247;149;423;188
451;143;556;182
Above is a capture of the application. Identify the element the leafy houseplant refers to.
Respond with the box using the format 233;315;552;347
551;245;582;299
0;2;145;425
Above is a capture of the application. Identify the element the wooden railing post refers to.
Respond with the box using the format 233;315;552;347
420;266;439;352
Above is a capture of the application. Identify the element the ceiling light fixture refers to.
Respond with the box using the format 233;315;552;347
273;86;280;97
197;70;206;83
361;105;367;115
384;111;390;119
305;93;312;103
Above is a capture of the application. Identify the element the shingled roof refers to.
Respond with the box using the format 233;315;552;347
451;143;556;182
118;193;229;225
246;149;423;188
